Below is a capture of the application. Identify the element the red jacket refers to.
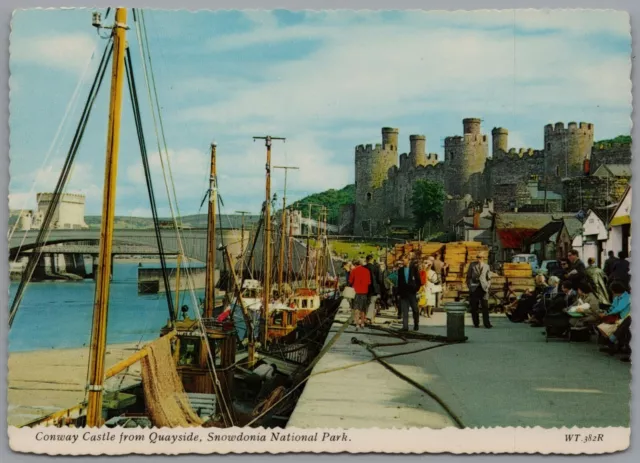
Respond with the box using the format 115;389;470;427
349;265;371;295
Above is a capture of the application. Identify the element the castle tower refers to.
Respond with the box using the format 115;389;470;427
444;118;489;198
354;127;399;234
381;127;399;150
491;127;509;156
544;121;594;193
409;134;428;167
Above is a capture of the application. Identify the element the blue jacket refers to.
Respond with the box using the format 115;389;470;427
608;292;631;319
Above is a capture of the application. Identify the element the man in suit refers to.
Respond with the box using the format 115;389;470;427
566;249;587;290
466;253;492;328
397;254;422;331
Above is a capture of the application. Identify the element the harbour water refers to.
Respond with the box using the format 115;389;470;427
7;261;248;352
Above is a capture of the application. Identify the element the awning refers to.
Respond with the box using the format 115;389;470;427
497;228;537;249
610;215;631;227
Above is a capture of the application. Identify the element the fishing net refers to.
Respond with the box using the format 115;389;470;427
140;335;203;427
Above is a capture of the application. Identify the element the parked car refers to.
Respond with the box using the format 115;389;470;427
538;260;562;278
511;254;539;275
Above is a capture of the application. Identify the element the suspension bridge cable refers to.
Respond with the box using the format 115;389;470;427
9;39;114;328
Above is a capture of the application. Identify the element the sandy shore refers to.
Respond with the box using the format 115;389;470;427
8;343;144;427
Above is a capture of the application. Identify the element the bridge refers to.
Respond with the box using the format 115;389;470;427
8;228;341;278
10;229;212;262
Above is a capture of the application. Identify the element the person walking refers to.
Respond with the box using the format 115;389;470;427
348;259;371;330
603;250;618;278
586;257;610;306
433;253;447;311
466;253;493;328
364;254;382;324
397;255;421;331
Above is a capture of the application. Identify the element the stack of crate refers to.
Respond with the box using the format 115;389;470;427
502;263;535;297
386;241;444;267
441;242;468;304
441;241;491;304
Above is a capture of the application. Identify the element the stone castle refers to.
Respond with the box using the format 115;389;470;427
353;118;631;235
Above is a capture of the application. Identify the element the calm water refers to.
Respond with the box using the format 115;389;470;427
7;261;223;352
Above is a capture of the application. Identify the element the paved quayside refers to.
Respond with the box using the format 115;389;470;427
287;305;631;429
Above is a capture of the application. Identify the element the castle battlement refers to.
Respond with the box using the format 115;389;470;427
355;143;384;154
37;192;86;205
544;121;594;134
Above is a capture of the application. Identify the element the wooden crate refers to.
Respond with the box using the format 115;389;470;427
504;269;534;278
508;278;535;286
503;263;531;271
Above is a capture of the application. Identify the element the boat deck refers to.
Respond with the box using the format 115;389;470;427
287;305;632;429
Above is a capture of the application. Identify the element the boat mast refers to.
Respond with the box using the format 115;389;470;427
235;210;249;260
204;142;218;318
288;209;294;285
253;135;285;345
274;165;298;295
86;7;128;427
304;203;311;287
314;206;323;289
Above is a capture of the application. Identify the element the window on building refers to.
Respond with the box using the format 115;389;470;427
546;142;551;151
302;299;308;309
555;165;560;176
366;192;372;201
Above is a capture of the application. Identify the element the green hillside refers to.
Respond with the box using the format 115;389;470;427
289;184;355;224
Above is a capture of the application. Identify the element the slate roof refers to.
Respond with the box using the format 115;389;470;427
592;164;632;178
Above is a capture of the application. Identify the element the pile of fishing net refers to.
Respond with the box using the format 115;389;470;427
141;335;203;427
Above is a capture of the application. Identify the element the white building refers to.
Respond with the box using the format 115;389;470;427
581;210;608;266
605;185;631;259
18;193;89;230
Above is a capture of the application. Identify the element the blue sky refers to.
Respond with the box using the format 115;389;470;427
9;9;632;218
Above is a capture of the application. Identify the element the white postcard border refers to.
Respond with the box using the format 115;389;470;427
8;426;630;455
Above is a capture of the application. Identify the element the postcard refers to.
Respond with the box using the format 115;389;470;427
7;7;632;455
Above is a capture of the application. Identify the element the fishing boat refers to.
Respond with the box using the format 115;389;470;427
10;8;342;429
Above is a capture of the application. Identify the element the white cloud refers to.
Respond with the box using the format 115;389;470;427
179;10;631;137
11;32;98;73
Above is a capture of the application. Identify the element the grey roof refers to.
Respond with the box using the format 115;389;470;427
592;164;632;178
563;217;584;239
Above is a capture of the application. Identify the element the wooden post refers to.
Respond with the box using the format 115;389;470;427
86;7;128;428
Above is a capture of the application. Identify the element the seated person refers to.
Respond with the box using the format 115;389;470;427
542;280;575;336
600;316;632;361
530;276;561;325
597;281;631;341
506;289;537;323
565;281;603;329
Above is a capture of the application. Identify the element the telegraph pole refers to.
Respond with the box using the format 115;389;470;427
253;135;285;346
274;165;299;294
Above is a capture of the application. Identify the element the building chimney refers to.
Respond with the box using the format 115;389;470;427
473;210;480;230
583;158;591;175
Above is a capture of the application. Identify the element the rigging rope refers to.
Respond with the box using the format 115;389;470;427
9;39;114;328
124;46;175;320
132;9;234;426
9;41;98;244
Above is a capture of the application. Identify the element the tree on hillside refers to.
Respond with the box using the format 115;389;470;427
410;180;445;234
289;184;355;224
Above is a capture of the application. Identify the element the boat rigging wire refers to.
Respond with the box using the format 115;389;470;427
9;39;114;328
9;41;98;245
132;9;235;426
124;45;175;320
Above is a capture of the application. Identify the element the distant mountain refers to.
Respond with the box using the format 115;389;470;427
84;213;261;229
289;184;355;224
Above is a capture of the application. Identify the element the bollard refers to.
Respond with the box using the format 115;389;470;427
444;301;468;342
